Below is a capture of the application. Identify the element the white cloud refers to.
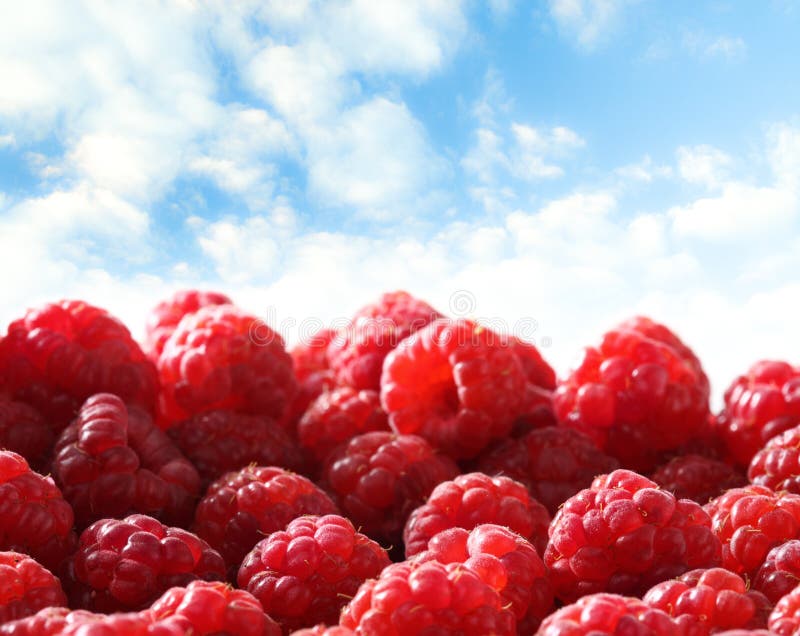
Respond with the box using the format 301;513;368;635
548;0;636;49
615;155;673;182
677;144;732;189
197;216;282;284
0;132;14;147
683;32;747;59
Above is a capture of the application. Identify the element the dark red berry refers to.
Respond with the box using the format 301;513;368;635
770;585;800;636
289;627;355;636
651;454;746;504
0;399;53;471
0;552;66;625
291;329;336;383
753;539;800;604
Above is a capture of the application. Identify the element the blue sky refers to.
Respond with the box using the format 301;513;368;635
1;0;799;397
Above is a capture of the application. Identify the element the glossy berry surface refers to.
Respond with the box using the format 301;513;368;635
238;514;390;633
749;424;800;493
289;627;355;636
0;399;53;471
544;469;721;602
753;539;800;604
403;472;550;558
770;585;800;636
52;393;200;529
554;316;710;471
651;454;746;504
0;552;66;625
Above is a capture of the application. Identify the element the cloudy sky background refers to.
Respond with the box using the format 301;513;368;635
1;0;799;401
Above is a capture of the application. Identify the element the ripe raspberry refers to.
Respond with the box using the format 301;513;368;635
651;454;746;504
193;466;338;572
644;567;771;632
292;329;336;382
553;316;710;471
63;514;225;612
0;607;77;636
716;360;800;467
156;305;296;428
298;388;389;463
168;410;308;486
403;472;550;558
0;300;159;430
705;485;800;578
538;593;680;636
0;608;159;636
544;469;721;603
52;394;200;529
237;514;391;633
0;552;66;624
0;399;52;471
477;426;619;515
321;432;458;546
381;319;552;459
340;559;516;635
143;289;233;359
289;627;355;636
753;540;800;604
327;291;443;392
749;424;800;493
281;370;337;435
770;585;800;635
0;451;75;571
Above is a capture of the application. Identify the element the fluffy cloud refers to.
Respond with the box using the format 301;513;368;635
548;0;636;49
676;145;732;189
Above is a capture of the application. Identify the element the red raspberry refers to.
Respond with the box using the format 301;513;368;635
0;451;75;571
340;559;516;635
63;514;225;612
156;305;296;428
281;370;337;435
770;585;800;635
705;485;800;578
292;329;336;382
538;593;681;636
52;394;200;529
237;514;391;633
298;388;389;463
651;454;746;504
327;291;443;392
0;300;158;430
321;432;458;546
0;607;77;636
193;465;338;572
477;427;619;515
553;316;710;471
0;399;53;471
143;289;233;359
749;424;800;493
644;567;771;632
289;627;355;636
0;608;159;636
0;552;66;624
544;469;721;603
753;540;800;604
381;319;551;459
403;472;550;558
716;360;800;467
168;410;308;486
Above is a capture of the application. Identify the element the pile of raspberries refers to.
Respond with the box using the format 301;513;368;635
3;289;800;635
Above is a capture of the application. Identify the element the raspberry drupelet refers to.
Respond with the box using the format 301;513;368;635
477;426;619;515
52;393;200;529
749;424;800;493
289;627;355;636
0;451;75;571
753;540;800;604
0;399;53;471
0;552;67;624
63;514;225;612
715;360;800;467
770;585;800;636
321;431;459;547
193;465;338;573
403;472;550;558
0;300;159;430
237;514;391;633
651;454;746;504
544;469;721;603
0;608;158;636
553;316;710;471
292;329;337;382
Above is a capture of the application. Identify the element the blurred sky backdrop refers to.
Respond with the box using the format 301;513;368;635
1;0;799;399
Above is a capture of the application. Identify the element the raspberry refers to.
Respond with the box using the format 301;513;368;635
327;291;443;392
0;451;75;571
705;485;800;578
0;608;158;636
403;472;550;558
544;469;721;603
143;290;233;359
651;454;746;504
381;318;552;459
0;399;53;471
0;607;77;636
749;424;800;493
156;305;296;428
770;585;800;635
753;540;800;604
538;593;680;636
52;394;200;529
193;466;338;572
716;360;800;467
237;514;391;633
644;567;771;632
0;552;66;624
415;524;554;631
321;432;458;546
477;427;619;515
0;300;158;430
553;316;710;471
298;388;389;463
168;410;308;486
63;514;225;612
289;627;355;636
340;559;516;635
281;370;338;435
292;329;336;382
